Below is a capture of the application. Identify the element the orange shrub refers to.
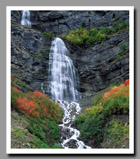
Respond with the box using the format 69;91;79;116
43;107;49;115
33;91;47;98
13;87;21;93
124;80;129;86
16;97;36;115
103;80;129;101
14;89;62;121
32;111;40;117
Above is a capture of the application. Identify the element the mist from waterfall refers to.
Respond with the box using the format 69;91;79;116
21;10;31;27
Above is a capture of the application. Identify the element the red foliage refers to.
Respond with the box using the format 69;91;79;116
16;97;36;115
104;84;124;98
33;91;47;98
124;80;129;86
32;111;40;117
43;107;49;115
15;90;61;120
103;79;129;100
13;87;21;93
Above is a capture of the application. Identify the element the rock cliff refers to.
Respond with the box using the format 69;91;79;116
11;11;129;107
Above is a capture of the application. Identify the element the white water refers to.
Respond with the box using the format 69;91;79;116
48;37;79;101
21;10;31;27
48;37;91;149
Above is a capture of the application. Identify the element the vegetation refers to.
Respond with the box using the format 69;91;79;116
40;49;46;55
74;80;129;148
11;86;63;148
42;31;54;38
11;74;31;90
60;27;106;46
115;23;129;32
60;22;128;46
111;42;129;65
13;78;31;90
120;42;129;54
102;118;129;148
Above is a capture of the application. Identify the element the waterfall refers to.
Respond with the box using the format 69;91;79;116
48;37;79;101
48;37;91;149
21;10;31;27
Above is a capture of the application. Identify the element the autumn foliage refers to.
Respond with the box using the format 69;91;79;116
13;87;21;93
33;91;47;98
74;80;129;145
16;97;39;116
103;80;129;101
11;87;63;122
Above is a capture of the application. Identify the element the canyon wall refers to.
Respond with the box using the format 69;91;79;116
11;11;129;107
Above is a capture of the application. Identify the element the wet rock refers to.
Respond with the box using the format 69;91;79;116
64;139;78;148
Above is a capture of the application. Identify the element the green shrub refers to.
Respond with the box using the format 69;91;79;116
120;42;128;54
89;28;98;36
107;28;115;35
42;31;54;38
26;116;61;147
11;87;22;108
14;128;27;138
100;26;108;34
27;121;46;143
117;18;123;23
31;138;50;148
60;22;129;46
40;49;45;55
104;119;129;147
52;145;63;149
115;22;129;32
103;95;129;117
14;79;31;89
61;27;107;46
74;81;129;147
49;121;60;140
111;42;128;64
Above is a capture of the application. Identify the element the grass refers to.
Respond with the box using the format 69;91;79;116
14;128;27;138
74;80;129;147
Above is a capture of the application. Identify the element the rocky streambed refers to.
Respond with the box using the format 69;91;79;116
58;101;91;149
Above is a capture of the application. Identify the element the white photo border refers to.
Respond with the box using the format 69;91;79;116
6;6;134;154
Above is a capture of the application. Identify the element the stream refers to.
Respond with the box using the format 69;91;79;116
59;100;91;149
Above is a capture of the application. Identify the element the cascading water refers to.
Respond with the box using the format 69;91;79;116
48;37;91;149
21;10;31;27
48;37;79;101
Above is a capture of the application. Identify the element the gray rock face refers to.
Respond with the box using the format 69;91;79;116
66;32;129;103
11;11;22;24
11;10;129;35
11;24;51;92
11;11;129;106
